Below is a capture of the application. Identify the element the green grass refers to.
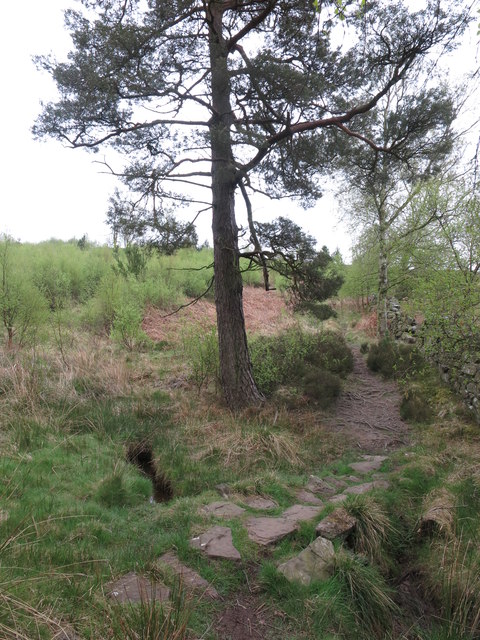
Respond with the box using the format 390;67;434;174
2;255;480;639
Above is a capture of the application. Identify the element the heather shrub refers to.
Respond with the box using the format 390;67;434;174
294;300;337;321
400;389;433;423
302;366;342;408
367;339;425;380
250;328;352;400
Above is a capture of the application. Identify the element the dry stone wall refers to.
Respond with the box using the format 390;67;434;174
386;297;480;421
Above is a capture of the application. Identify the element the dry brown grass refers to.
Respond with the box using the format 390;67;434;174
423;535;480;638
183;418;303;470
418;488;456;538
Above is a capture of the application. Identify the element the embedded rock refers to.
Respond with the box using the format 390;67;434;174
315;507;357;541
344;479;390;495
190;526;241;560
278;536;335;586
324;476;348;490
106;572;170;604
306;475;336;497
242;496;277;510
295;489;324;506
201;501;245;518
282;504;323;523
246;516;297;546
349;455;387;474
156;551;218;599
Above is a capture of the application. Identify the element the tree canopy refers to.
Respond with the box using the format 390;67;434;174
34;0;470;407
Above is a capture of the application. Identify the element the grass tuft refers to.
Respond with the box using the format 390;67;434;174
344;494;398;563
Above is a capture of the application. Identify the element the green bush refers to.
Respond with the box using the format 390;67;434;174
400;389;433;423
302;366;342;408
250;328;352;399
367;339;397;377
367;339;425;380
111;300;150;351
305;332;354;378
181;325;219;392
294;301;337;321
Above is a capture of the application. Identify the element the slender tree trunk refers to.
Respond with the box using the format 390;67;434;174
377;216;389;338
208;5;264;410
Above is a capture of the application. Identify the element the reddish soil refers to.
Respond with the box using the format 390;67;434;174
142;286;292;343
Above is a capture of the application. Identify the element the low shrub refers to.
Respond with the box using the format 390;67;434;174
302;366;342;408
294;301;337;321
305;332;354;378
360;342;369;354
250;328;352;406
367;339;425;380
111;300;150;351
367;339;397;377
181;325;219;392
400;389;433;423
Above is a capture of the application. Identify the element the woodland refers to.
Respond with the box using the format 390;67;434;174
1;1;480;639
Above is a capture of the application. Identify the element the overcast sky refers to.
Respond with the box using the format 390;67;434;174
0;1;478;260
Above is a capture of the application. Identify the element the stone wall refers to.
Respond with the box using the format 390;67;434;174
386;298;480;421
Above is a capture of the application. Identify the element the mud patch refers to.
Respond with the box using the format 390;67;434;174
215;595;276;640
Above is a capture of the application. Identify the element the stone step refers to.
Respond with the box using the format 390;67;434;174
242;495;277;510
201;501;246;518
278;536;335;586
282;504;323;523
315;507;357;541
156;551;219;599
105;571;170;604
190;525;241;560
245;516;298;546
344;479;390;495
295;489;324;506
306;475;336;497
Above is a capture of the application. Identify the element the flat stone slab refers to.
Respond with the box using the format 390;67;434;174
242;496;277;510
282;504;323;523
201;501;246;518
315;507;357;541
306;475;336;497
278;536;335;586
190;526;241;560
329;494;348;504
156;551;218;599
344;475;362;483
246;516;297;546
295;489;324;506
344;480;390;495
105;572;170;603
324;476;348;490
349;455;388;474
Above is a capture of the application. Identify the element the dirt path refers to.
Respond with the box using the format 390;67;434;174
325;346;409;453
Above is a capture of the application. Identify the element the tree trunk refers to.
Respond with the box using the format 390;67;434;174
377;218;389;338
208;5;264;410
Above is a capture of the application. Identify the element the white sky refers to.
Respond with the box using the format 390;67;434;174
0;1;478;260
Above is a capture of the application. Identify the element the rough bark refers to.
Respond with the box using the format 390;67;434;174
377;215;389;338
208;4;264;409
